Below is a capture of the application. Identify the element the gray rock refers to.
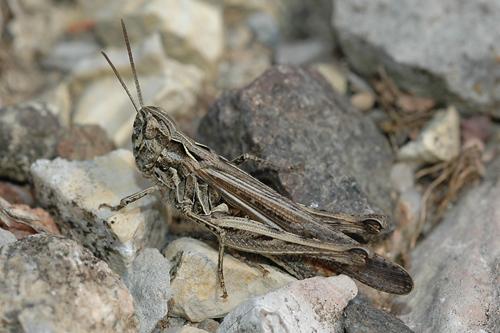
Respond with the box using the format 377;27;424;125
0;102;62;182
343;296;413;333
0;234;138;332
396;158;500;332
333;0;500;115
31;149;167;274
198;65;393;215
398;106;460;163
0;228;16;247
218;275;357;333
163;237;295;322
275;39;331;65
247;12;280;47
123;248;172;333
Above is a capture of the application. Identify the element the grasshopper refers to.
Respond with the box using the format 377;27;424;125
100;20;413;297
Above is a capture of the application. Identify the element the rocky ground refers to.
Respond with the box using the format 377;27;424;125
0;1;499;332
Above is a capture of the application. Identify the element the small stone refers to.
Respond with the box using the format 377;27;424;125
351;91;376;111
0;102;62;182
34;82;73;127
390;162;416;194
163;237;296;321
396;156;500;332
0;234;138;332
123;248;172;333
275;39;331;65
312;62;348;94
398;106;460;163
175;326;210;333
218;275;357;333
31;149;167;274
247;12;280;47
57;124;116;160
0;228;16;248
196;319;219;333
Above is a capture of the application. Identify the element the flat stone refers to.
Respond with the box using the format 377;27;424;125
0;234;138;332
198;65;393;215
123;248;172;333
396;157;500;332
0;102;62;182
31;149;167;274
398;106;460;163
333;0;500;115
163;237;296;322
218;275;357;333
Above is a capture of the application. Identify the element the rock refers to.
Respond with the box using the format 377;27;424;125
311;62;348;94
395;157;500;332
247;12;280;47
398;106;460;163
96;0;224;68
0;102;62;182
57;124;116;160
175;326;210;333
0;228;16;248
343;296;413;333
198;65;393;215
31;149;167;274
123;248;172;333
196;319;219;333
333;0;500;115
34;81;73;127
390;162;416;194
351;91;376;112
0;234;138;332
43;39;102;73
0;182;34;206
163;237;296;321
73;35;204;147
275;39;331;65
218;275;357;333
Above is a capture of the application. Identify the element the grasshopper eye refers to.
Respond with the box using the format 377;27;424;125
144;116;158;139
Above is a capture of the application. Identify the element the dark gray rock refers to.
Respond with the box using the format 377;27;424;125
0;102;62;182
343;296;413;333
0;234;138;332
198;65;393;215
395;157;500;332
333;0;500;116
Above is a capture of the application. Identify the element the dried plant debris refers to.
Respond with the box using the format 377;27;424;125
412;143;484;247
373;68;436;148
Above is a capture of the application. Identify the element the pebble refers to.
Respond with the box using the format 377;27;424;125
30;149;167;274
218;275;357;333
56;124;116;161
123;248;172;333
350;91;376;111
163;237;296;322
398;106;460;163
312;62;348;94
0;234;138;332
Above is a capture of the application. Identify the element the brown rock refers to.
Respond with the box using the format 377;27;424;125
57;124;116;161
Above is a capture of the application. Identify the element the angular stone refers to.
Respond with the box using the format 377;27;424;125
0;234;138;332
198;65;393;215
31;149;166;274
396;158;500;332
398;106;460;163
0;102;62;182
333;0;500;115
163;237;296;321
218;275;357;333
123;248;172;333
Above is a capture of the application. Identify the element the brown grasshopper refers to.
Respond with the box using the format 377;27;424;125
100;20;413;297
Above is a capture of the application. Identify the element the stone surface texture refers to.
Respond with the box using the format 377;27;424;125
163;237;296;322
0;102;62;182
198;65;393;215
123;248;172;333
218;275;357;333
397;157;500;332
0;235;138;332
0;228;16;248
333;0;500;115
31;149;166;274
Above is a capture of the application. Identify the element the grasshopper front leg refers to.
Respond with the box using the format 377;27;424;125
99;185;160;211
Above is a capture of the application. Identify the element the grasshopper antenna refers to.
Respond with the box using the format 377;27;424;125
101;50;140;113
121;18;144;108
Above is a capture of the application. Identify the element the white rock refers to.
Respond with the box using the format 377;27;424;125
0;228;16;247
31;149;167;274
163;237;296;322
312;62;348;94
218;275;358;333
123;248;172;333
398;106;460;163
